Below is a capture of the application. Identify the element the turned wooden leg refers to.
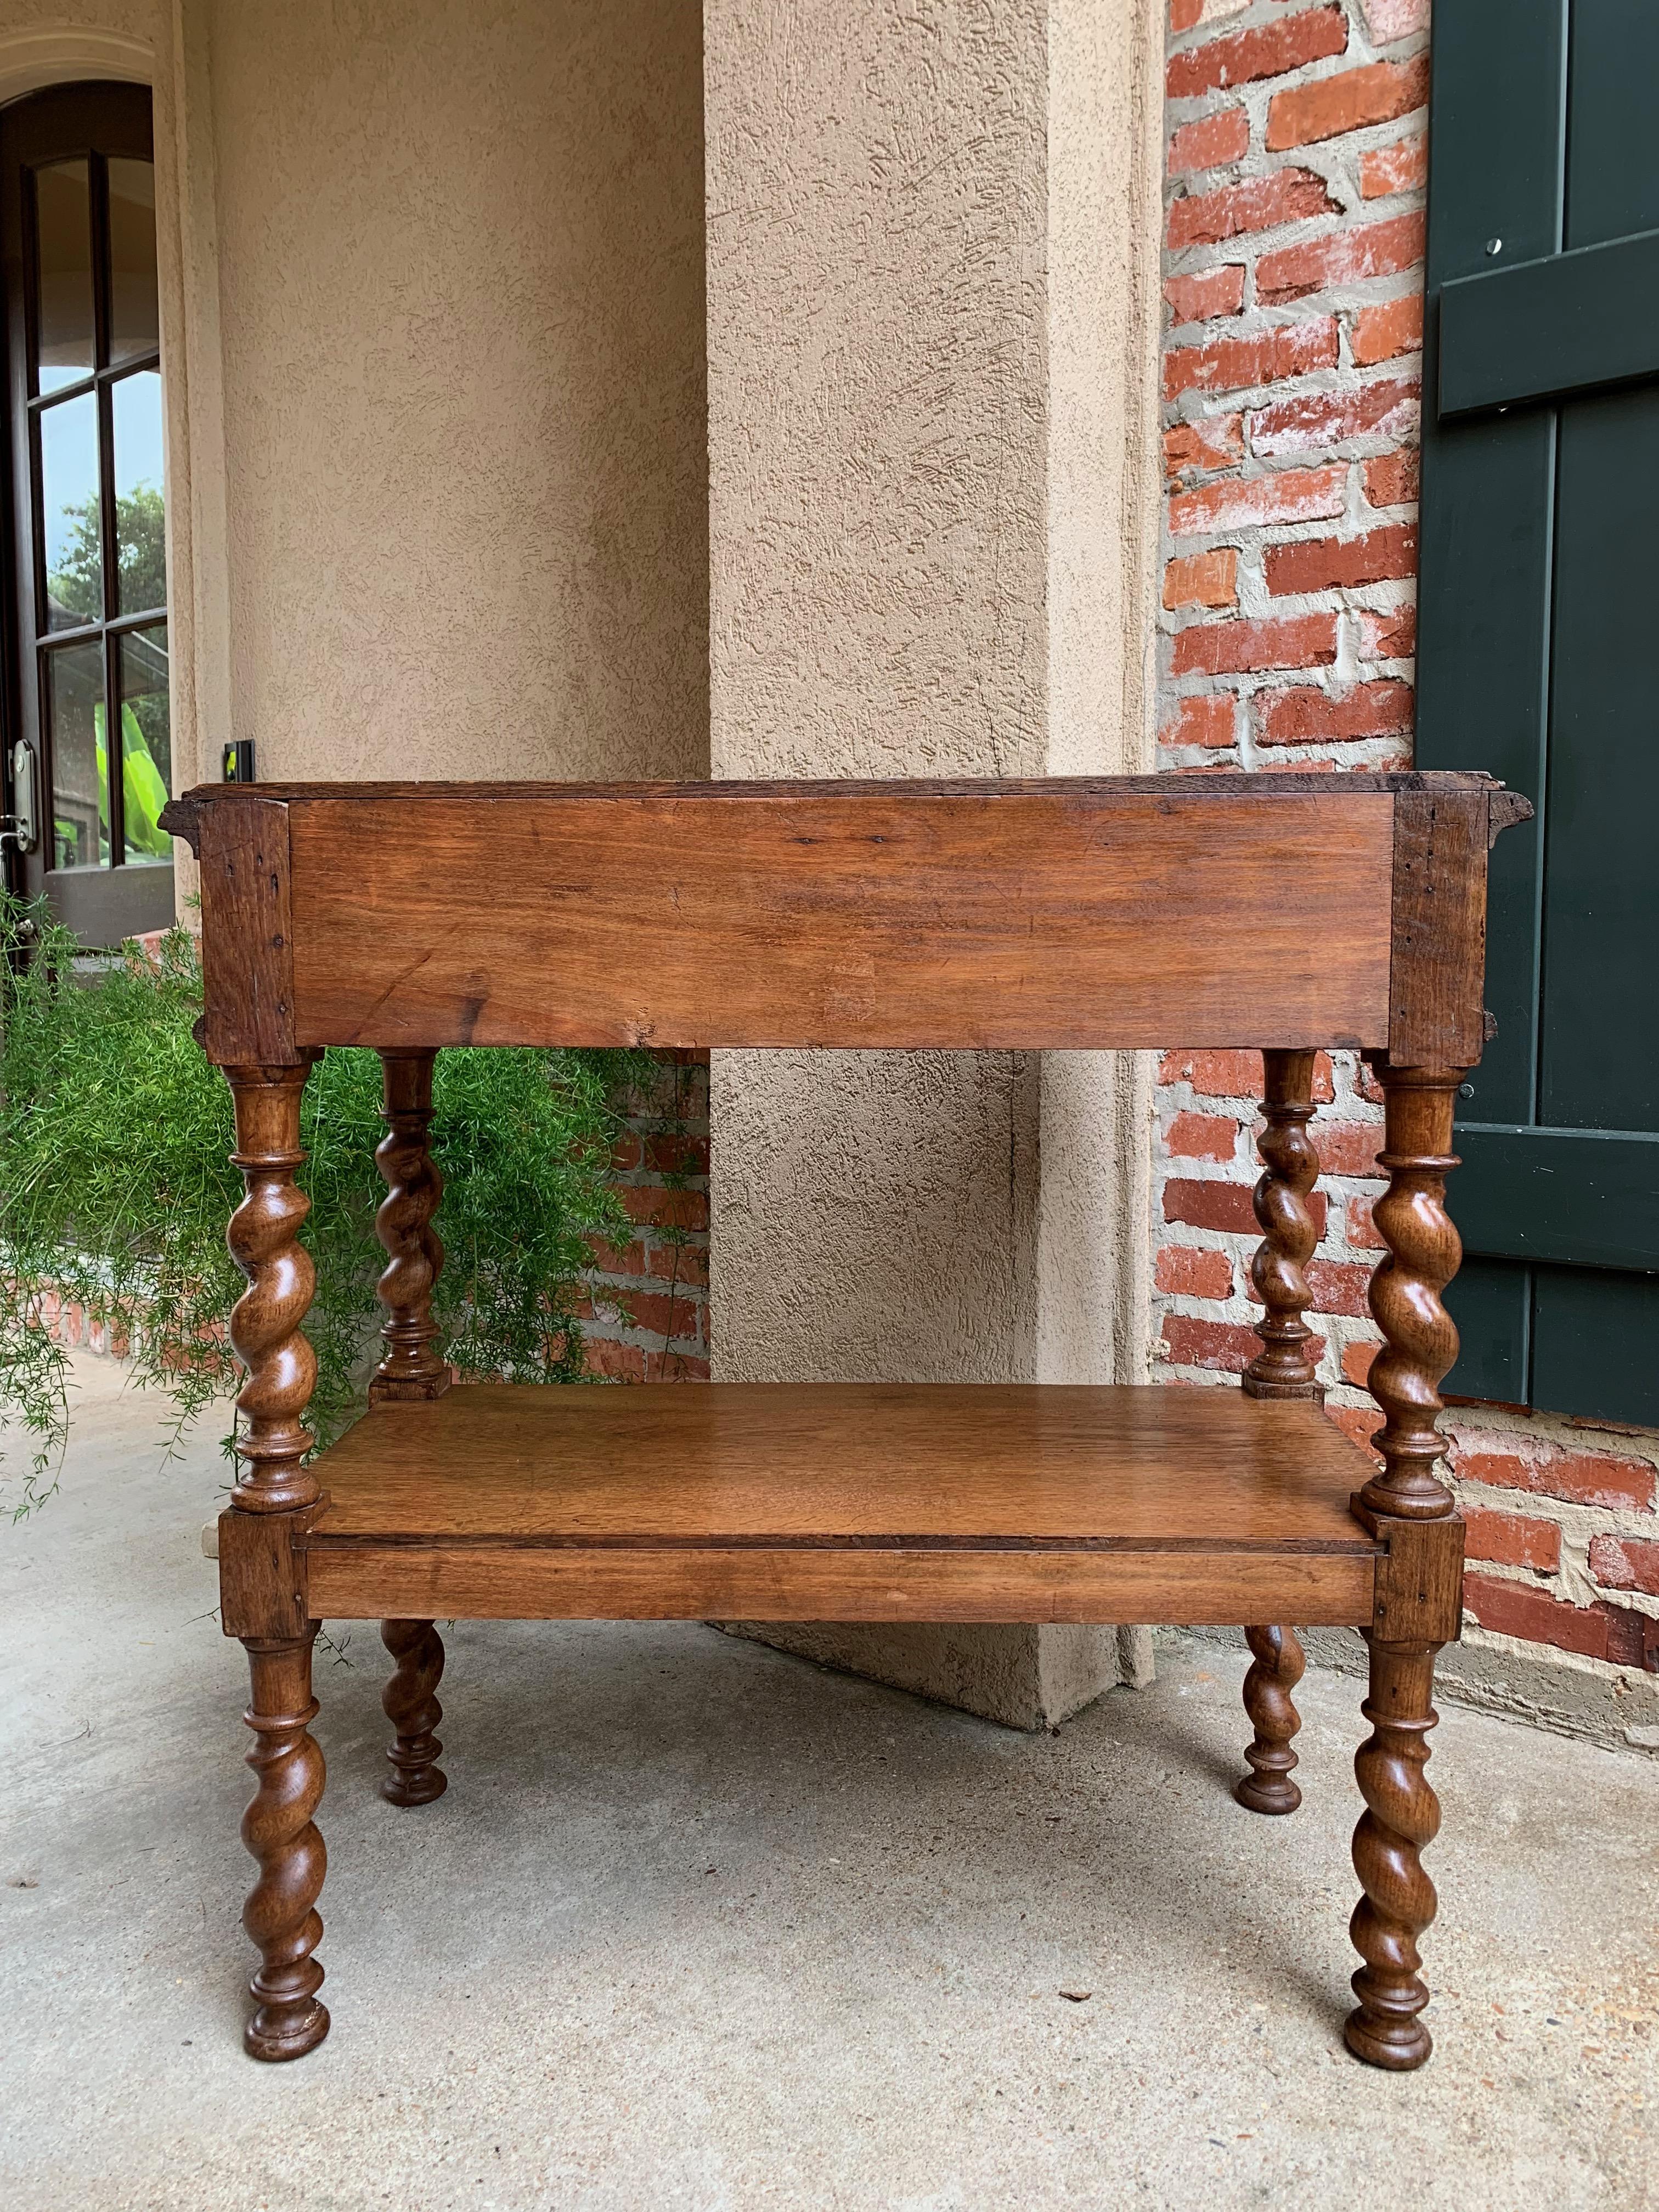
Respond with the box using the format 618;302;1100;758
223;1060;329;2059
1361;1061;1464;1519
1346;1633;1442;2069
381;1619;448;1805
370;1065;450;1804
1344;1060;1464;2065
225;1059;323;1514
1233;1055;1322;1814
241;1629;329;2061
1234;1623;1305;1815
369;1051;450;1403
1242;1048;1325;1403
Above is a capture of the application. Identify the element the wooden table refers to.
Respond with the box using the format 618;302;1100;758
162;771;1529;2072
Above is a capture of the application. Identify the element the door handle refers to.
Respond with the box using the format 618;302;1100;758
2;740;38;854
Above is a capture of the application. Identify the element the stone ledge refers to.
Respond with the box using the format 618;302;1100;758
1173;1621;1659;1756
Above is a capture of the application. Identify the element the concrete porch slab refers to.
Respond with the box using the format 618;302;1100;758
2;1359;1656;2209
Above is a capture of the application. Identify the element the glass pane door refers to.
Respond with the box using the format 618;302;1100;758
3;83;173;944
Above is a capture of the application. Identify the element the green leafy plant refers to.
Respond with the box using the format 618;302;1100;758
47;487;172;862
0;898;645;1516
49;483;167;624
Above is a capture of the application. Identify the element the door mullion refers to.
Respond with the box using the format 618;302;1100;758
91;152;122;868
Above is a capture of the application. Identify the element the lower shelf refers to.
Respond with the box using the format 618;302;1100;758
294;1382;1383;1627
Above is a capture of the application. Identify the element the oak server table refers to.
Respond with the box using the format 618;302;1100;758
160;771;1529;2072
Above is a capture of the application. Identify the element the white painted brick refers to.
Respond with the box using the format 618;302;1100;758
1363;0;1430;47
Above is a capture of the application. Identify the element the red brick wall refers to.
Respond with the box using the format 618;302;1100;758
1156;0;1659;1680
579;1050;710;1383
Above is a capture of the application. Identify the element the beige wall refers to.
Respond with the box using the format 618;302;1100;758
197;0;708;787
6;2;709;800
705;0;1164;1724
706;0;1162;1390
707;6;1048;783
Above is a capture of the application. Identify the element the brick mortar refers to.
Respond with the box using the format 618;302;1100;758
580;1051;711;1384
1153;0;1659;1688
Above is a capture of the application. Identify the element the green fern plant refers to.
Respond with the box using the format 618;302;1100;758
0;897;646;1516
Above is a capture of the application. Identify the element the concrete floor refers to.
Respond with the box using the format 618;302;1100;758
3;1360;1658;2212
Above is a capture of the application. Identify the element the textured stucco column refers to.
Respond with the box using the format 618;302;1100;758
706;0;1164;1728
161;0;709;798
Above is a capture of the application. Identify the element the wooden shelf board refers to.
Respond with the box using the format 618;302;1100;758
301;1383;1371;1545
296;1386;1382;1626
302;1543;1378;1627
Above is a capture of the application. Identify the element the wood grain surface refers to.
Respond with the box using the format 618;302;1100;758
191;795;298;1065
1364;1509;1467;1645
1387;784;1491;1066
302;1383;1379;1548
278;784;1397;1050
303;1541;1378;1626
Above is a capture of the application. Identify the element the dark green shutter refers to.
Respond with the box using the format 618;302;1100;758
1418;0;1659;1425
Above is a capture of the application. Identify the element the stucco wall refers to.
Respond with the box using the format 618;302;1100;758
706;0;1161;1393
706;5;1049;783
6;2;708;794
194;0;708;787
704;0;1164;1723
706;1;1046;1397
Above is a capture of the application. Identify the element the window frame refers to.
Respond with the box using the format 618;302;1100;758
1;78;173;944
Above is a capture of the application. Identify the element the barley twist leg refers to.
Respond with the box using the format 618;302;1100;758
1234;1624;1305;1815
381;1618;448;1806
1243;1049;1324;1401
241;1629;329;2061
1345;1634;1442;2069
225;1059;321;1513
1234;1053;1321;1816
1362;1062;1464;1520
370;1051;449;1402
